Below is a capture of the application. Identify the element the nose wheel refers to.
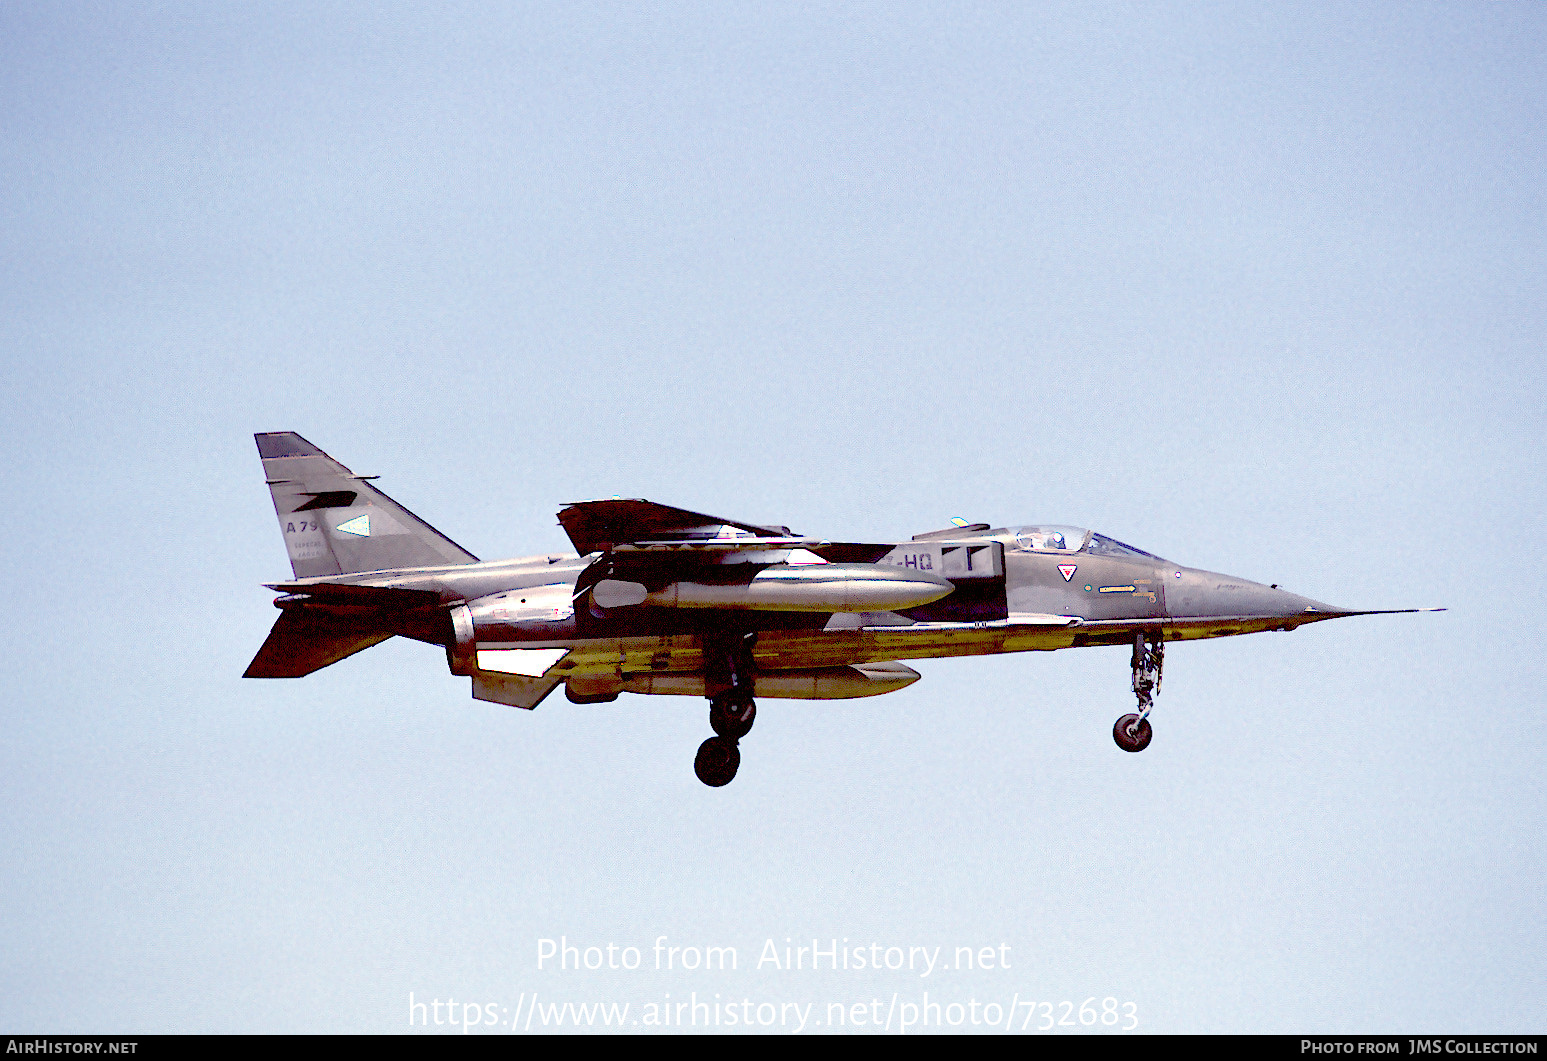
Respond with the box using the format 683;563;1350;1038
1113;713;1153;752
1114;631;1163;752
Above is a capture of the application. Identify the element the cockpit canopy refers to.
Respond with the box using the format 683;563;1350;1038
1013;525;1086;553
1008;526;1161;561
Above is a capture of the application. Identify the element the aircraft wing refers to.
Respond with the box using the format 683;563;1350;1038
557;499;794;554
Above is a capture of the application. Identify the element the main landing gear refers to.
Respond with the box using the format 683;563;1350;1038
696;690;755;787
695;633;757;787
1114;630;1163;753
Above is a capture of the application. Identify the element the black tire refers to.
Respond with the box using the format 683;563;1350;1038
694;737;741;787
709;693;756;739
1113;713;1153;753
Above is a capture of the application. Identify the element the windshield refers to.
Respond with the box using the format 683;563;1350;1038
1082;533;1160;560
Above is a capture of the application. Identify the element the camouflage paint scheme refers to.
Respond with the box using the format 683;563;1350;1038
246;433;1435;776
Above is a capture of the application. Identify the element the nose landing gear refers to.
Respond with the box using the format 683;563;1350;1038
1114;630;1163;753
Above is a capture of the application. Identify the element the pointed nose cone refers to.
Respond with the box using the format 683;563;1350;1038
1166;568;1334;620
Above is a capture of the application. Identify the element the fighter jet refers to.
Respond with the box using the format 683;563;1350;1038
246;432;1438;786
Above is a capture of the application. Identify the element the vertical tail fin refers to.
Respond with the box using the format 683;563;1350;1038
256;432;478;577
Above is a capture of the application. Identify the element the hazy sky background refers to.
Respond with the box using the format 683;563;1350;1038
1;1;1542;1033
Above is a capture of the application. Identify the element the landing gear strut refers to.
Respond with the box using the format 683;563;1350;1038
695;632;757;786
1114;630;1163;753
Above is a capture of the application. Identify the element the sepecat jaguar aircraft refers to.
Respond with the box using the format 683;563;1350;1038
245;432;1438;786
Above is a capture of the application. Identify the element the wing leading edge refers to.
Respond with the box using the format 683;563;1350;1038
557;499;793;555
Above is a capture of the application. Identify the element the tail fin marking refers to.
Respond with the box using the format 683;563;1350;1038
256;432;478;578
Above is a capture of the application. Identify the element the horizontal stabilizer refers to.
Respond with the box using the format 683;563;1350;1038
244;609;394;678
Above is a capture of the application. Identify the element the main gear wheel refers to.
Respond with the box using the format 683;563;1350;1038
709;692;756;740
694;737;741;787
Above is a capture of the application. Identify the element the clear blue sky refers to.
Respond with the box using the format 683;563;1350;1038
1;1;1542;1033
